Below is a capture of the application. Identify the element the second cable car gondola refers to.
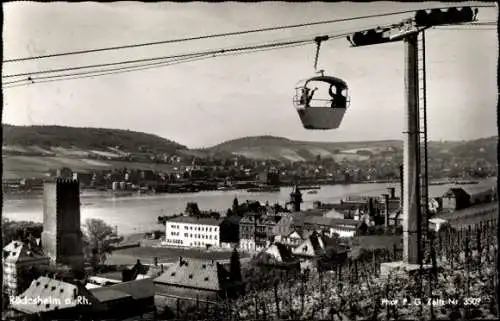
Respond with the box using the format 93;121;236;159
293;74;350;130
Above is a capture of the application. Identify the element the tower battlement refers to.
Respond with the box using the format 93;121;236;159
55;178;80;185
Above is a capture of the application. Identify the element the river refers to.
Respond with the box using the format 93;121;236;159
2;181;495;235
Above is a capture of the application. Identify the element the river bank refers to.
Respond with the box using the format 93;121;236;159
3;179;495;235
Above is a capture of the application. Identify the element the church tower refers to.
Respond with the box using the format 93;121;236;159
41;178;84;271
289;184;303;212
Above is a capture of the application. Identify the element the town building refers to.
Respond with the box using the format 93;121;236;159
6;276;99;321
154;257;237;309
41;178;84;271
239;215;282;252
291;232;348;272
257;169;280;185
163;216;223;248
255;243;300;272
294;216;361;238
440;185;497;212
6;276;156;321
3;241;50;296
272;212;295;236
291;232;328;271
89;278;156;320
275;229;316;249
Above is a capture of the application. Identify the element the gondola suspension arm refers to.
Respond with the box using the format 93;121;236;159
313;36;329;71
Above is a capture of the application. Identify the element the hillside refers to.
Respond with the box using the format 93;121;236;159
2;125;497;180
2;124;187;154
206;135;497;163
205;135;403;162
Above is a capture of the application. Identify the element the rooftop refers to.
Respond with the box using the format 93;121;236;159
435;201;498;221
91;288;132;302
167;216;223;226
11;276;98;314
154;258;228;291
298;216;361;228
90;278;154;301
3;241;48;263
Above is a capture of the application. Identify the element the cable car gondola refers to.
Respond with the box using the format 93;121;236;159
293;73;350;130
292;36;350;130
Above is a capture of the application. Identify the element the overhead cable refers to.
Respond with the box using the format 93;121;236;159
3;3;496;63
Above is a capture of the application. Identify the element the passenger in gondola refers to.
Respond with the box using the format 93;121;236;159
328;84;346;108
299;87;310;105
328;84;337;107
306;87;318;107
336;92;347;108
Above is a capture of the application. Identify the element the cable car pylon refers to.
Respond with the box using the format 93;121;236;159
342;6;481;307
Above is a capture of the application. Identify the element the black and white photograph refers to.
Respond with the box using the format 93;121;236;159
1;1;499;320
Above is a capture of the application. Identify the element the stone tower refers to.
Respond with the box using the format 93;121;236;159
41;178;84;271
289;185;303;212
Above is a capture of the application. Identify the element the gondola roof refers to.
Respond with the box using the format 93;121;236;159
304;75;347;87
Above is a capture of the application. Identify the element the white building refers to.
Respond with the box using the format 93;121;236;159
163;216;223;248
3;241;50;296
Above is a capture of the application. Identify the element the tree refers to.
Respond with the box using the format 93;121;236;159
230;247;242;283
232;197;239;212
185;202;201;217
2;218;43;246
82;218;118;269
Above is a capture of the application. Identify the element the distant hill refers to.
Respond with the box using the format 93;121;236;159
1;125;496;180
205;135;403;162
2;124;187;154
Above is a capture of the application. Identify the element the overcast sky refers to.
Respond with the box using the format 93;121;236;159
2;2;497;148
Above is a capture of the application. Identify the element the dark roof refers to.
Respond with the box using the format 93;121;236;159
299;216;361;228
305;75;347;87
257;243;297;265
154;258;227;291
95;271;123;281
435;202;498;221
309;233;324;254
132;260;150;275
222;215;242;224
442;188;471;199
274;243;295;262
90;288;132;302
167;216;223;226
102;278;155;300
240;215;282;225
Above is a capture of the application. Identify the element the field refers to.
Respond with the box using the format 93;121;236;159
2;155;177;179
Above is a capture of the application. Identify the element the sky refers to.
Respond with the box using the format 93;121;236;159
2;2;498;148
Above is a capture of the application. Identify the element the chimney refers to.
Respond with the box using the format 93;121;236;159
383;194;390;228
368;198;374;216
387;187;395;199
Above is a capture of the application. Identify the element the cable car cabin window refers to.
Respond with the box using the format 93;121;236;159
296;80;336;108
293;75;349;130
294;77;349;110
